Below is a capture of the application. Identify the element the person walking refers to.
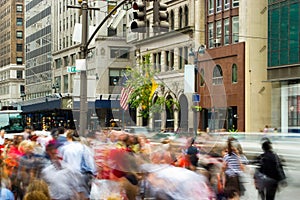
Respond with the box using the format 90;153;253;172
255;138;286;200
222;137;247;199
58;129;97;200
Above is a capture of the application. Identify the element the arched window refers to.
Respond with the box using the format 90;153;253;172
184;6;189;27
170;10;175;30
179;7;183;28
232;64;238;83
200;68;205;86
213;65;223;85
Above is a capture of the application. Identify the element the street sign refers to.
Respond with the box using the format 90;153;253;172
67;66;80;73
192;94;200;103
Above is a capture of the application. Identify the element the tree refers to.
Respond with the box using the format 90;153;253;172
125;55;179;121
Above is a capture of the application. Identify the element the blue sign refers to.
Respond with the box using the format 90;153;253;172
192;94;200;102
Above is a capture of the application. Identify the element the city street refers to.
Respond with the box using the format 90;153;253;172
238;135;300;199
240;165;300;200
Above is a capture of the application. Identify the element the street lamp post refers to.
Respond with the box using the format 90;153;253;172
189;48;199;138
52;83;59;93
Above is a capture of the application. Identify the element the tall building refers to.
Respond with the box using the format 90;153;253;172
268;0;300;133
128;0;205;132
0;0;25;108
198;0;270;132
25;0;52;100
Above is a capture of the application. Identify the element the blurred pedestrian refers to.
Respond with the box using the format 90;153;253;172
222;137;246;198
26;179;51;200
17;141;45;198
255;139;286;200
42;143;81;200
23;191;50;200
186;137;200;170
22;126;33;140
58;129;96;200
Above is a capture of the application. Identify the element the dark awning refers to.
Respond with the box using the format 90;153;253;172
73;101;96;110
22;99;61;113
95;100;120;109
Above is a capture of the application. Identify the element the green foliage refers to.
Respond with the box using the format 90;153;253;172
191;105;202;112
228;125;238;132
124;54;179;120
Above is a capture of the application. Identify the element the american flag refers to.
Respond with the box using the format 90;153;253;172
120;74;133;110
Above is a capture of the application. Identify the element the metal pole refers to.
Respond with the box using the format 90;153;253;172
79;1;88;136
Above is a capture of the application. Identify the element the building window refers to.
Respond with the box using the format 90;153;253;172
16;31;23;39
208;23;214;48
16;57;23;65
109;69;122;86
213;65;223;85
200;68;205;86
170;49;174;70
110;47;130;59
108;27;117;36
63;75;68;93
216;20;222;47
288;84;300;127
232;64;238;83
224;0;230;10
208;0;214;15
16;18;23;26
232;16;239;43
232;0;239;8
216;0;222;12
17;70;23;79
224;18;229;45
63;56;69;66
16;5;23;12
55;58;62;69
179;48;183;69
16;44;22;52
179;7;183;28
170;10;175;30
184;6;189;27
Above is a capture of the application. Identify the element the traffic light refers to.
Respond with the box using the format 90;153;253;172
130;1;147;33
153;0;169;32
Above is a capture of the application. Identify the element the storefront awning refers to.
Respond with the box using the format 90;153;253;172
95;100;120;109
22;99;61;113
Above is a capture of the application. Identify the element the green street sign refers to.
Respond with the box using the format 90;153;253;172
67;66;80;73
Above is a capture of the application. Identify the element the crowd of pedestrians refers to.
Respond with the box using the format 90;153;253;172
0;126;287;200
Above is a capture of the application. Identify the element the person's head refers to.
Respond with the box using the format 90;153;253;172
0;129;5;137
26;179;51;199
24;126;33;133
46;143;59;160
57;126;65;135
24;191;50;200
66;129;80;141
262;141;272;152
227;137;239;155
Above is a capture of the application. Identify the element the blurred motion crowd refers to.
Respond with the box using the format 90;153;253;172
0;126;287;200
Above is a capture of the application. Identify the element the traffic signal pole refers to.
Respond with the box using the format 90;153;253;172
79;1;88;137
68;0;128;136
